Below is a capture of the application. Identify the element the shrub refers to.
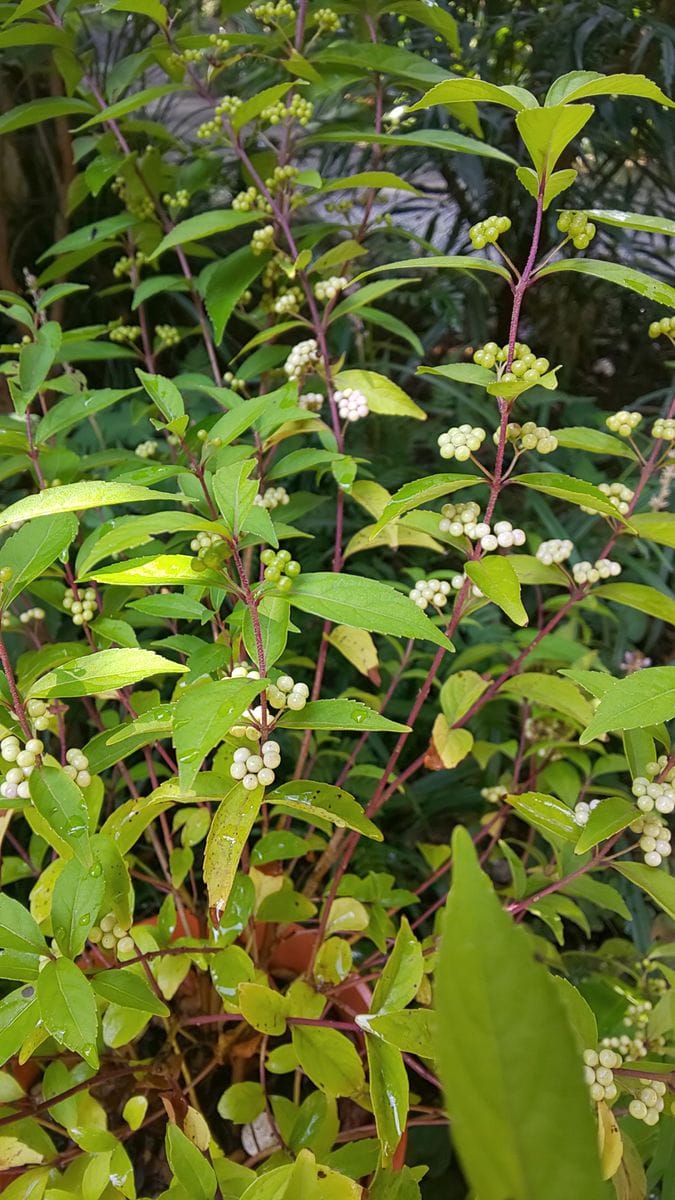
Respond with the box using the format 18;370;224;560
0;3;673;1198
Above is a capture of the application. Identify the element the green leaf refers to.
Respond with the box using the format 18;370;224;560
173;677;264;790
100;793;174;856
37;958;99;1068
465;556;528;626
0;985;40;1068
436;828;605;1200
535;258;675;309
501;674;594;724
409;78;534;113
355;254;511;284
41;213;141;259
91;969;169;1017
358;1008;435;1058
36;387;137;443
371;918;423;1014
202;248;264;342
366;1036;408;1164
514;472;629;519
579;667;675;743
516;166;578;209
267;781;382;841
29;648;186;698
51;857;105;958
289;572;454;651
0;513;76;604
132;273;190;308
327;278;410;322
291;1025;365;1097
308;126;517;164
166;1124;216;1200
0;480;175;532
332;369;425;420
574;797;636;854
278;700;409;733
148;211;259;261
212;460;257;538
238;982;287;1035
77;83;180;129
136;370;184;423
18;322;61;403
553;426;637;460
508;791;578;842
611;861;675;920
217;1081;265;1123
551;978;598;1051
545;71;674;108
29;764;93;865
418;362;495;388
516;104;594;176
204;783;263;921
84;706;173;774
90;553;223;587
0;97;94;135
370;473;483;534
583;209;675;237
629;511;675;548
243;594;289;670
594;582;675;626
0;895;48;956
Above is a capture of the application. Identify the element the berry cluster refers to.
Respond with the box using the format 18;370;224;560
606;410;641;437
263;95;313;127
110;325;141;344
469;215;511;249
26;697;50;733
266;674;309;711
336;387;369;422
63;586;98;625
197;96;242;139
229;661;260;681
233;186;269;214
653;417;675;441
18;607;45;625
63;747;92;789
89;911;134;957
625;1000;652;1027
632;770;675;815
572;558;622;585
284;339;319;380
473;341;550;383
222;372;245;394
631;815;672;868
155;324;180;349
230;740;281;790
500;421;558;454
601;1034;649;1061
135;440;158;459
251;225;276;255
648;315;675;340
438;500;481;537
162;190;189;212
557;211;596;250
250;0;294;27
583;1047;621;1103
315;7;340;31
1;735;43;801
190;531;225;559
112;252;146;280
481;784;508;804
480;520;526;551
437;425;486;462
536;538;574;565
628;1080;667;1125
299;392;324;413
261;548;301;590
574;798;600;827
408;579;452;610
314;276;348;302
254;486;289;511
597;481;634;516
273;288;303;316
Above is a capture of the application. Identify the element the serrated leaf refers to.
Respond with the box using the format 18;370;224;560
289;572;454;650
0;481;175;532
514;472;629;519
333;369;425;420
536;258;675;309
579;667;675;743
204;783;263;921
29;764;92;865
593;582;675;626
611;861;675;919
574;797;636;853
291;1025;365;1097
148;211;259;261
0;513;76;603
173;677;264;790
51;857;105;958
37;958;98;1068
278;699;409;733
267;781;382;841
91;969;169;1016
370;473;483;534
